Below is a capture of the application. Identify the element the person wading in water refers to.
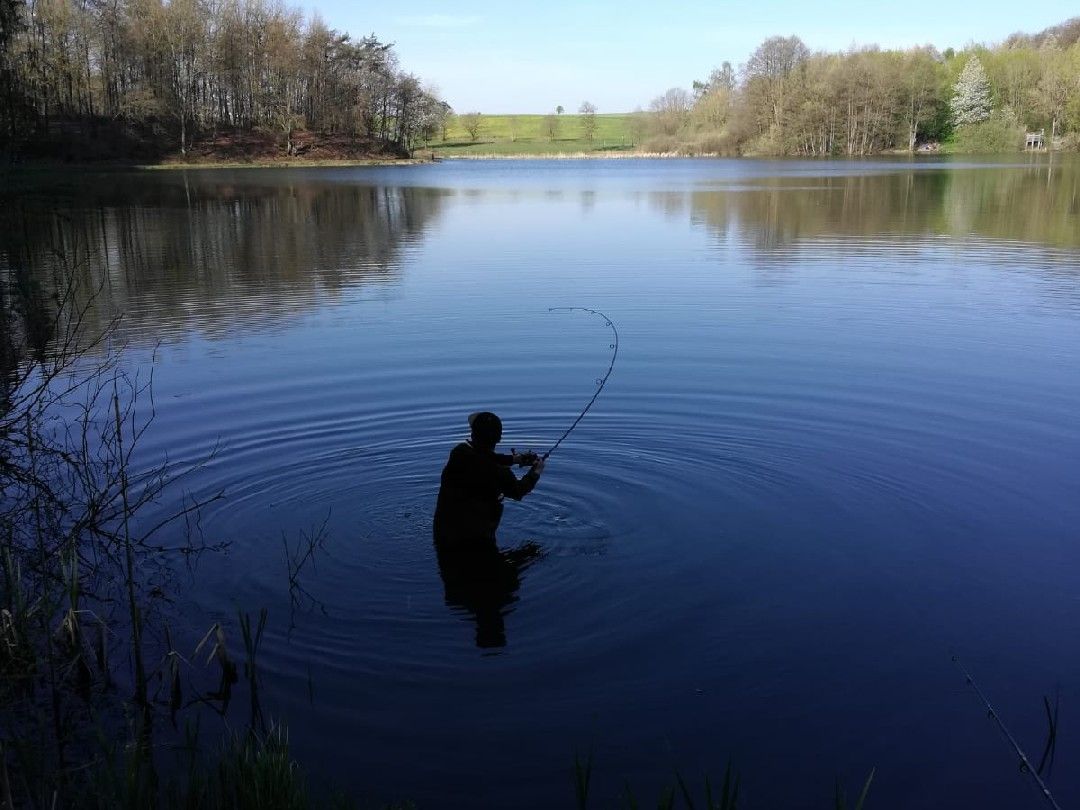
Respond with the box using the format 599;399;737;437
433;411;545;647
434;411;545;547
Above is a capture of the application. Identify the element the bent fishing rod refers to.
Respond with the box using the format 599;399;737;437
540;307;619;461
952;655;1062;810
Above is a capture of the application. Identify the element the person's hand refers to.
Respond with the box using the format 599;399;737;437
530;457;545;476
512;449;538;467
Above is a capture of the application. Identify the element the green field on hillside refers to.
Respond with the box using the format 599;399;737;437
426;113;640;155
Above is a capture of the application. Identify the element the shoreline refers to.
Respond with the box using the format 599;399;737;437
4;150;1069;175
435;150;659;160
3;156;426;173
142;157;426;170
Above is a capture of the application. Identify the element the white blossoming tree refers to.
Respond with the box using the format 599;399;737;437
951;56;993;126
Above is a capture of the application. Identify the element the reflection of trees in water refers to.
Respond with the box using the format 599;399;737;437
645;190;688;221
686;164;1080;254
1;176;448;346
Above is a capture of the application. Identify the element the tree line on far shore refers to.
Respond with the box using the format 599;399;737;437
0;0;450;159
430;17;1080;157
2;2;1078;161
638;18;1080;155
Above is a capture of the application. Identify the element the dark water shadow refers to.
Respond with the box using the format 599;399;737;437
435;541;543;650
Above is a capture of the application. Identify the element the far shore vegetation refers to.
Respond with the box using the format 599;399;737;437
1;0;1078;165
432;18;1080;159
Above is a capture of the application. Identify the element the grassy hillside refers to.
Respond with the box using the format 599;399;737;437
426;113;640;156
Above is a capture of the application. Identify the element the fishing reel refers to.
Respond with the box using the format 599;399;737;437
510;448;539;467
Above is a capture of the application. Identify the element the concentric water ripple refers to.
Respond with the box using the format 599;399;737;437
23;158;1080;810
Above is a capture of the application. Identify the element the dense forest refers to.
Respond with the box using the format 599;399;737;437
644;18;1080;155
2;2;1079;161
0;0;449;161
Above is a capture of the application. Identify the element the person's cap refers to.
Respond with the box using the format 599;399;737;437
468;411;502;438
468;411;501;429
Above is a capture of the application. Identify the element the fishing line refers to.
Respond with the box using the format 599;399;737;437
542;307;618;460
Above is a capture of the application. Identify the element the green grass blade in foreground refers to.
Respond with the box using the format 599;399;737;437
854;768;875;810
721;760;740;810
835;768;874;810
574;751;593;810
675;770;696;809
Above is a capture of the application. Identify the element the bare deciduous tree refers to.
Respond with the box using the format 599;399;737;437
902;47;945;151
544;113;560;141
629;107;648;146
579;101;597;141
649;88;692;135
461;111;483;142
743;35;810;139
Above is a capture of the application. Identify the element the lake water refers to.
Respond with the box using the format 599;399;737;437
7;157;1080;808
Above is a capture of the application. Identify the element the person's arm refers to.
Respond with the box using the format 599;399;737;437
495;450;539;467
500;458;545;501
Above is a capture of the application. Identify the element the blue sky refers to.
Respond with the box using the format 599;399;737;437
303;1;1078;113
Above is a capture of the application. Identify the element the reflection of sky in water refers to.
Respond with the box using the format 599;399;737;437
9;157;1077;347
6;158;1080;809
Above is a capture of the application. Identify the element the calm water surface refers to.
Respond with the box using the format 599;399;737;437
9;158;1080;808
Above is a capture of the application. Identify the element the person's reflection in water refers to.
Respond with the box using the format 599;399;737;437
435;541;543;648
433;411;546;648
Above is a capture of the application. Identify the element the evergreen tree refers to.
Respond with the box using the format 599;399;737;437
951;56;993;125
